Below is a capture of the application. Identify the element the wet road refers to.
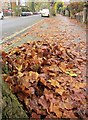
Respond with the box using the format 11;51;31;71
1;14;44;38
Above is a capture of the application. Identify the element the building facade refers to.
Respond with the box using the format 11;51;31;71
0;0;10;10
0;0;20;11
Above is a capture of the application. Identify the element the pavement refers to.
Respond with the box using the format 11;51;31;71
2;14;44;38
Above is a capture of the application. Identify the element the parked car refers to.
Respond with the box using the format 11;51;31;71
3;9;12;16
33;12;40;15
0;11;4;19
21;12;33;16
41;9;50;17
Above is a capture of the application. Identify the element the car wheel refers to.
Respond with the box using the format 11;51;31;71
48;14;50;17
41;14;43;17
1;16;4;20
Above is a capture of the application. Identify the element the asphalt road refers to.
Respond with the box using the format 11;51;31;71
2;14;44;38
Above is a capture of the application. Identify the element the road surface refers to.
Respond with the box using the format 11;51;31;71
1;15;44;38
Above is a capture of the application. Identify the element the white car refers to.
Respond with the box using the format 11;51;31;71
41;9;50;17
0;11;4;19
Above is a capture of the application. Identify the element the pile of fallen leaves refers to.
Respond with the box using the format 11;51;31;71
2;40;87;119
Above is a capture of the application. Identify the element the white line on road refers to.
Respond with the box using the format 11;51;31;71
0;19;44;44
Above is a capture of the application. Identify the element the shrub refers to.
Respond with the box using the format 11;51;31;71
13;5;22;16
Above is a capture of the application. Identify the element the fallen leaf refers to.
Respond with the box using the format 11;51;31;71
72;82;86;89
31;112;40;118
65;71;77;77
38;96;49;110
39;77;47;86
15;65;22;71
18;71;23;77
55;87;65;96
29;71;39;83
64;102;73;110
44;89;53;100
59;62;67;72
48;79;60;87
63;110;77;118
50;104;62;118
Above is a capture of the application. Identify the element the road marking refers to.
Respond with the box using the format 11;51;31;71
0;19;44;44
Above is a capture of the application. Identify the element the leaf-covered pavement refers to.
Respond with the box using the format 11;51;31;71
2;15;87;119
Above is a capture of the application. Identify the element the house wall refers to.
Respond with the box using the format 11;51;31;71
0;0;18;11
0;0;10;10
0;1;2;11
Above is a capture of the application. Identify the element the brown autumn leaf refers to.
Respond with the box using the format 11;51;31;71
24;87;35;95
28;71;39;83
22;80;31;88
28;96;39;113
48;79;60;87
59;62;67;72
38;96;49;110
63;110;77;118
4;76;12;83
50;103;62;118
48;65;59;73
66;62;75;69
39;77;47;86
54;108;62;118
72;82;86;89
17;92;28;102
2;51;8;57
45;114;57;118
64;102;73;110
31;112;40;118
49;102;53;112
44;88;53;101
49;72;57;77
55;87;65;96
18;71;23;77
